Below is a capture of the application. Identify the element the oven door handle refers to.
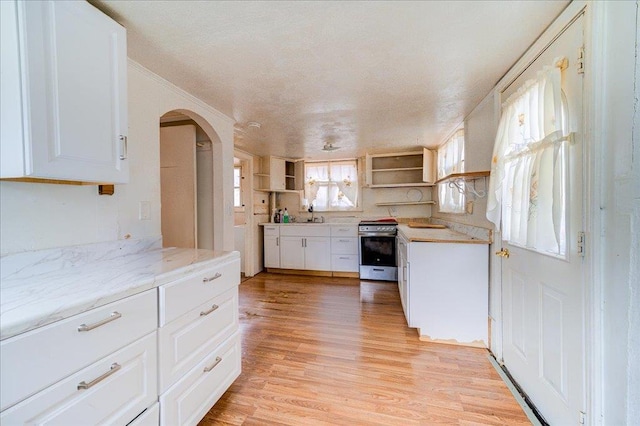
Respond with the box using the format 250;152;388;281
358;232;397;237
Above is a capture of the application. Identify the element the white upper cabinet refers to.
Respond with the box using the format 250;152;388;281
0;0;128;184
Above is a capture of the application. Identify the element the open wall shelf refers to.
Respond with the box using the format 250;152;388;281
435;171;490;185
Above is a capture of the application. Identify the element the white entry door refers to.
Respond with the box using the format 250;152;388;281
499;14;585;425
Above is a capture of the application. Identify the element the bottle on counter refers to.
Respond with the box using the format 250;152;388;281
274;209;280;223
283;208;289;223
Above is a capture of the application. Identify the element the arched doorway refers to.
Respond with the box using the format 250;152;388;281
159;110;222;250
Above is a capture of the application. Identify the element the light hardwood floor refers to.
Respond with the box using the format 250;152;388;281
200;273;530;425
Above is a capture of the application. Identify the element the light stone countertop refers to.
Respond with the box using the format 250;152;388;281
397;224;490;244
0;239;239;341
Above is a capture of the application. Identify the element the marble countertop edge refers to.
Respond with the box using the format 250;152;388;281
397;225;491;244
0;246;240;341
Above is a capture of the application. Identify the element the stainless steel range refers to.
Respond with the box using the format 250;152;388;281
358;220;398;281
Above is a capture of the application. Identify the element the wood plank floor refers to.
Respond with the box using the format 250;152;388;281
199;273;530;425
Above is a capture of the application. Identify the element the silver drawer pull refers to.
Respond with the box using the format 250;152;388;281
203;356;222;373
339;239;350;243
77;311;122;332
200;304;219;316
77;363;121;390
202;272;222;283
339;257;349;260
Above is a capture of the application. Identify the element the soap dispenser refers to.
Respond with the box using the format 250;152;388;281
283;208;289;223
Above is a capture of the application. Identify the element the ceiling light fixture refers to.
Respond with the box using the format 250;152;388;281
322;142;340;152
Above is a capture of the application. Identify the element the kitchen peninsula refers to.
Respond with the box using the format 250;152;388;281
397;223;491;347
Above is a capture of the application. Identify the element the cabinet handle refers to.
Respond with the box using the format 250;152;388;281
276;237;279;246
77;363;121;390
202;272;222;283
200;304;219;316
339;256;349;260
77;311;121;332
203;356;222;373
119;135;128;160
339;239;350;243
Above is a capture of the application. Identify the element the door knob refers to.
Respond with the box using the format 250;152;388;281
495;248;510;258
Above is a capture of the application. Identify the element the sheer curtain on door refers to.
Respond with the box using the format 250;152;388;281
486;58;570;256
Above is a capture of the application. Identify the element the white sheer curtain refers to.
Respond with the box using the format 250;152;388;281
486;58;569;256
437;129;465;213
304;160;358;211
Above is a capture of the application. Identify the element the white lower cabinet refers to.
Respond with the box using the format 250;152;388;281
279;236;307;269
397;234;409;319
398;231;489;346
263;225;281;268
0;332;157;425
0;255;242;426
1;290;157;411
160;332;241;426
158;287;238;393
158;258;241;426
330;225;359;272
264;225;332;272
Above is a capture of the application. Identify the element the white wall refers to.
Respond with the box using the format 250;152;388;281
0;60;236;255
596;1;640;423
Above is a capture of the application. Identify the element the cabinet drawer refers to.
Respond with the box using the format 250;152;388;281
129;402;159;426
331;237;358;254
330;225;358;237
331;254;359;272
160;332;241;426
158;287;238;393
0;290;157;411
263;225;279;236
159;258;240;326
279;225;330;237
1;332;157;425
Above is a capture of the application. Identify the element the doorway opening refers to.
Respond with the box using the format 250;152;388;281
159;110;218;250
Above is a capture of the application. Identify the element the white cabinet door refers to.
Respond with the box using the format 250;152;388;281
397;236;409;322
304;237;331;271
269;157;286;191
279;237;305;269
264;235;281;268
422;148;436;184
1;1;128;183
408;242;488;345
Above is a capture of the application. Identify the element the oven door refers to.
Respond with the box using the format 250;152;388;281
359;234;397;267
359;234;397;281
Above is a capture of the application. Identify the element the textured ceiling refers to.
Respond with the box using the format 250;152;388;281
93;0;569;160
